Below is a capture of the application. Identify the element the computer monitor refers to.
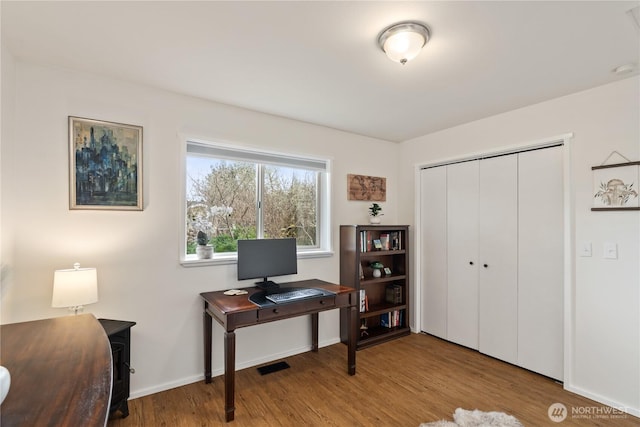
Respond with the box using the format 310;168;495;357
237;238;298;290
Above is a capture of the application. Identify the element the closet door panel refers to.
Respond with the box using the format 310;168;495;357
478;155;518;364
420;167;448;338
446;161;479;349
518;146;564;380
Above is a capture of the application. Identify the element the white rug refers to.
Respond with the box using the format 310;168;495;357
420;408;524;427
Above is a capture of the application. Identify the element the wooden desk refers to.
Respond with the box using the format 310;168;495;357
0;314;112;427
201;279;358;422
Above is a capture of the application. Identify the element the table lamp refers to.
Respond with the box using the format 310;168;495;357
52;263;98;315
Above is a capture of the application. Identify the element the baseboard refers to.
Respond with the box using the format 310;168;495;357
130;374;203;400
564;384;640;418
129;337;341;399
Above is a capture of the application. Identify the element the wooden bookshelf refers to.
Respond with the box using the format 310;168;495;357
340;225;411;349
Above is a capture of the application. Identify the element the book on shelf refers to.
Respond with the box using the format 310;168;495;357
359;230;402;252
391;232;400;250
385;284;402;304
380;233;390;250
359;230;374;252
359;290;369;312
380;310;404;328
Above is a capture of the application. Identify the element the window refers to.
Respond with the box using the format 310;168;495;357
183;140;331;263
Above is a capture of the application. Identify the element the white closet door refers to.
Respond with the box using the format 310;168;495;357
478;154;518;364
518;146;564;380
447;161;479;349
420;167;448;338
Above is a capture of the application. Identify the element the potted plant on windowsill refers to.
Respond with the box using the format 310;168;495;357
196;231;214;259
368;203;383;224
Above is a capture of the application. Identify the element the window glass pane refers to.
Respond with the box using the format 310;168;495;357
262;165;318;247
184;140;328;260
186;156;257;253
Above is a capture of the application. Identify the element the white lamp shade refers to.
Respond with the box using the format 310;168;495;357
52;267;98;308
382;31;426;63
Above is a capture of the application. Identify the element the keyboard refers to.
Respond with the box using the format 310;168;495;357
265;288;325;304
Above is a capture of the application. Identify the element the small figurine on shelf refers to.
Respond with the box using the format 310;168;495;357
370;261;384;278
368;203;383;224
360;319;369;337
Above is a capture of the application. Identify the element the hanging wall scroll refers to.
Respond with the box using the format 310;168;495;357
592;160;639;211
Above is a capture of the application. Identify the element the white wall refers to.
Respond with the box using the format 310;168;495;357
399;76;640;416
0;58;400;397
1;34;17;297
3;50;638;417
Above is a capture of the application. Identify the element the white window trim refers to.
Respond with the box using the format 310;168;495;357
179;136;333;267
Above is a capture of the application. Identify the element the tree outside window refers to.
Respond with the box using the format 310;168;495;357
185;144;324;257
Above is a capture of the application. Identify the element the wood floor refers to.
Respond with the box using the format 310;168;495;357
108;333;638;426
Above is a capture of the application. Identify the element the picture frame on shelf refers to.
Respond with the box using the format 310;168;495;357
69;116;143;210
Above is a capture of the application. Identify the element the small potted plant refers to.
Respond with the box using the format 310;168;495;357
368;203;383;224
196;231;214;259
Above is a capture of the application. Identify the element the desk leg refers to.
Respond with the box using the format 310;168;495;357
203;302;212;384
347;305;357;375
224;330;236;422
311;312;319;352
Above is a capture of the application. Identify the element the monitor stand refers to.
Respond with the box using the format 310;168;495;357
255;279;279;291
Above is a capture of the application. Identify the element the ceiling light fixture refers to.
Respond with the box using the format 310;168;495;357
378;22;430;65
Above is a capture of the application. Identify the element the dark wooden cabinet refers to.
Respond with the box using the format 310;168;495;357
99;319;136;418
340;225;411;349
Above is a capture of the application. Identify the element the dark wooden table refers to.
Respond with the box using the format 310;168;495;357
201;279;358;422
0;314;112;427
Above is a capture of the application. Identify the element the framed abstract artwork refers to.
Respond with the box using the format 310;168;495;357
69;116;143;210
592;161;639;211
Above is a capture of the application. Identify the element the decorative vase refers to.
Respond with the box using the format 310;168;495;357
372;268;382;278
0;366;10;404
369;216;381;224
196;245;214;259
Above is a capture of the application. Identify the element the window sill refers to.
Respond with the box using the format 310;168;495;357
180;254;237;267
180;249;333;268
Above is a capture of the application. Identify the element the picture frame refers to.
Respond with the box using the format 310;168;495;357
383;267;392;275
591;161;639;211
347;174;386;201
69;116;143;210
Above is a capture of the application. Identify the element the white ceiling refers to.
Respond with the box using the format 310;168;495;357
2;1;639;142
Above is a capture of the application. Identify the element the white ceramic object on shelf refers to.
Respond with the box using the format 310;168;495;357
0;366;10;404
